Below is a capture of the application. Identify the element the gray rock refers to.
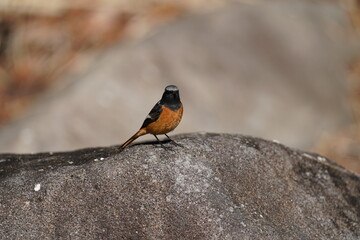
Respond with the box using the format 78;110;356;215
0;1;357;153
0;133;359;239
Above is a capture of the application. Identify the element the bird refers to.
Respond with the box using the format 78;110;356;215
118;85;183;151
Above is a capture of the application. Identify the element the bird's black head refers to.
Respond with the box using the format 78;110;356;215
160;85;181;110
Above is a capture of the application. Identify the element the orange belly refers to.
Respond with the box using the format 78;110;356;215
145;104;183;135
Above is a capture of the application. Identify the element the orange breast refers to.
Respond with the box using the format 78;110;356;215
145;104;183;135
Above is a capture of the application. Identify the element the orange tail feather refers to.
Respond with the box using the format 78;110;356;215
118;129;146;151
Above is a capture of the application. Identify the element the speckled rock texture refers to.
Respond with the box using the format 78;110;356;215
0;133;359;239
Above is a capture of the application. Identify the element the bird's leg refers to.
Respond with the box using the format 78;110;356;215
165;134;182;147
153;134;167;149
153;134;160;142
164;134;172;141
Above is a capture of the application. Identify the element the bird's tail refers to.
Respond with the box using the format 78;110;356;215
118;128;147;151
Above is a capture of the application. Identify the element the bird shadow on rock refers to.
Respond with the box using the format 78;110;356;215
125;138;184;150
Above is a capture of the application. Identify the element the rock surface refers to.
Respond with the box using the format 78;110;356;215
0;133;359;239
0;1;357;153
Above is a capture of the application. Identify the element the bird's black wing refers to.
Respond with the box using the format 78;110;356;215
141;101;163;128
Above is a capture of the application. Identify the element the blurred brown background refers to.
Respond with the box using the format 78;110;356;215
0;0;359;173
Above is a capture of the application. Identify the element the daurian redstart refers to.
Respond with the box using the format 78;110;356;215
118;85;183;151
